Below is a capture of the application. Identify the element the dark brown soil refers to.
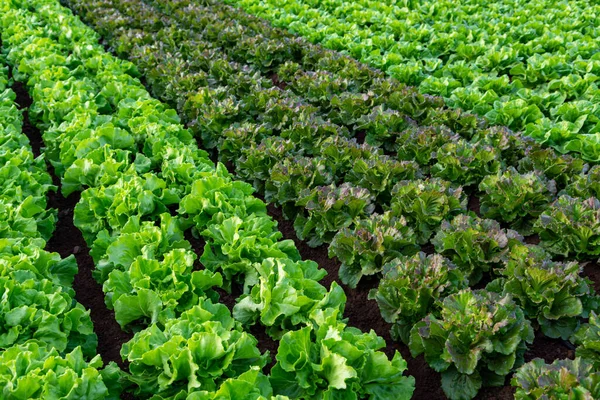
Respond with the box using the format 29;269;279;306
11;80;134;377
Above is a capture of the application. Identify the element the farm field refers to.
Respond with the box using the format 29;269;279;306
0;0;599;399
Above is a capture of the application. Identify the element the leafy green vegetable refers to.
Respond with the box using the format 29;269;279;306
0;341;120;400
234;257;345;338
572;311;600;369
410;289;534;400
388;178;467;244
535;195;600;258
122;298;268;398
200;214;300;292
294;183;375;247
488;244;598;339
512;358;600;399
479;168;556;235
432;214;523;284
0;273;97;356
270;308;415;399
431;139;502;187
369;253;468;344
103;249;223;329
329;212;419;288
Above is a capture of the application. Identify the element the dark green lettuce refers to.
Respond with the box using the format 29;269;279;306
409;289;534;400
369;253;468;344
329;212;419;288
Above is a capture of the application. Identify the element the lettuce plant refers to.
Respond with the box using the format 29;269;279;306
90;213;190;283
487;244;598;339
511;358;600;399
0;341;121;400
356;105;410;151
571;311;600;369
535;195;600;258
564;164;600;199
518;147;587;190
431;139;502;187
270;308;415;399
266;156;335;218
329;212;419;288
388;178;467;244
294;183;375;247
236;137;298;191
200;215;300;292
0;239;78;291
432;214;523;284
317;135;382;177
479;168;556;235
163;367;289;400
369;253;468;344
409;289;534;400
234;258;346;338
345;156;421;202
0;273;97;357
178;165;267;230
74;173;178;245
103;249;223;329
395;125;458;170
122;299;268;398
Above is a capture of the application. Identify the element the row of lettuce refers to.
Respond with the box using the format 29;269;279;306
0;0;420;398
220;0;600;162
0;49;121;397
53;0;600;398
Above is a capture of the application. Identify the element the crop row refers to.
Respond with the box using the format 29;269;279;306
222;0;600;162
0;0;416;398
0;48;119;397
55;0;600;398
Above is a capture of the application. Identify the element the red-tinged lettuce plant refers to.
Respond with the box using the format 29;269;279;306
236;137;298;191
487;244;598;339
479;168;557;235
431;139;502;187
395;125;458;170
471;126;534;168
294;183;375;247
269;308;415;399
369;253;468;344
511;358;600;399
356;105;411;151
518;147;587;190
345;156;421;203
432;214;523;284
233;257;346;338
572;311;600;369
534;195;600;258
329;212;419;288
318;135;382;177
265;156;335;219
122;298;268;399
564;164;600;199
388;178;467;244
280;120;349;155
409;289;534;400
218;123;273;164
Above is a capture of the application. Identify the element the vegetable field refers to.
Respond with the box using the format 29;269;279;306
0;0;599;399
